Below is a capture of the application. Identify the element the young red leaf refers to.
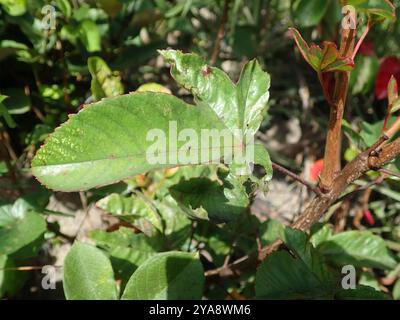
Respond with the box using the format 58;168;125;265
290;28;317;70
290;28;354;74
320;42;339;70
322;57;354;73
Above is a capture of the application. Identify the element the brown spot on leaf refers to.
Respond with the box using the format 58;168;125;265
202;66;212;77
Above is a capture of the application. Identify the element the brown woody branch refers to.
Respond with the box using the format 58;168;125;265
205;137;400;278
334;173;386;205
259;136;400;260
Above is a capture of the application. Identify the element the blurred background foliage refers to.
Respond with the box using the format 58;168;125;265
1;0;400;300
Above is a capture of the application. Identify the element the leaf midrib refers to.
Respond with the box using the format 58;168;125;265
32;144;244;168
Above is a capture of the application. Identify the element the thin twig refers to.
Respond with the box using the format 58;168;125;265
0;131;22;194
378;167;400;179
1;130;17;161
272;162;323;196
204;253;253;278
73;191;89;239
351;19;372;61
210;0;231;65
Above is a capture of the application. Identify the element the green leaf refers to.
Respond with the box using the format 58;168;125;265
0;95;16;128
393;279;400;300
342;119;368;151
63;242;118;300
0;201;46;257
316;231;398;269
290;28;312;68
195;224;232;265
282;228;338;285
359;118;392;146
236;60;271;138
347;0;396;22
121;251;204;300
25;124;53;146
1;88;30;114
387;75;398;107
169;172;249;223
89;227;162;288
32;51;271;192
391;98;400;114
156;195;192;248
256;228;338;299
293;0;330;27
96;193;162;236
259;218;285;246
256;251;336;299
310;223;333;247
88;56;124;101
78;20;101;52
0;255;28;298
31;92;233;191
253;143;273;186
387;76;400;114
159;50;270;138
350;55;379;95
55;0;72;19
335;285;391;300
0;0;26;16
39;84;64;101
136;82;171;94
359;271;381;290
0;39;30;62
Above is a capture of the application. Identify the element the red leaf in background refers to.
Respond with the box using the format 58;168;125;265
359;41;374;56
310;159;324;183
375;56;400;100
362;209;375;226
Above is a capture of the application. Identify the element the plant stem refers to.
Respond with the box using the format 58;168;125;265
319;11;356;191
210;0;231;65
